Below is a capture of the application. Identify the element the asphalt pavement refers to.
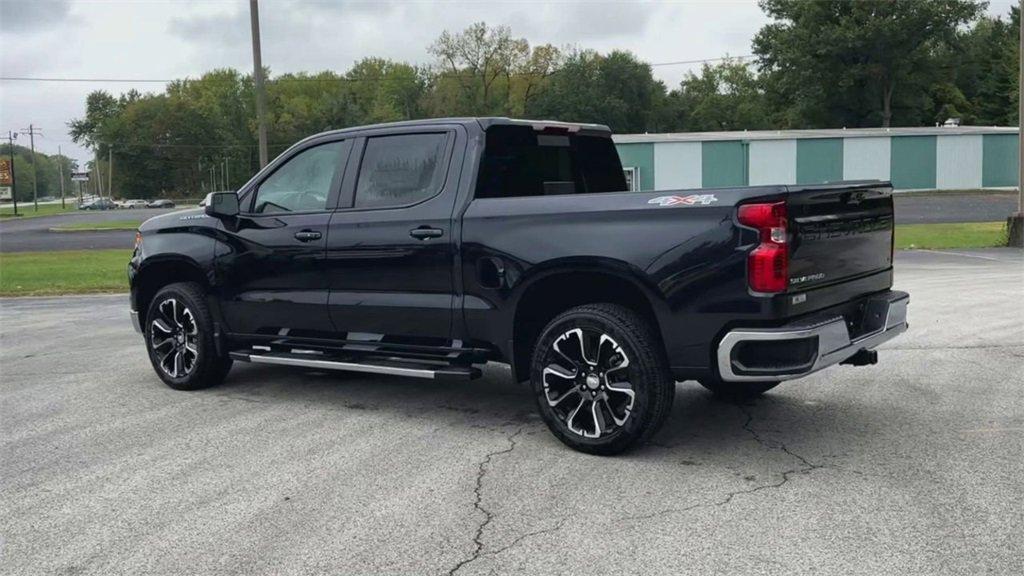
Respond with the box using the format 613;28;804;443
0;192;1018;252
1;249;1022;575
0;208;173;253
892;191;1018;224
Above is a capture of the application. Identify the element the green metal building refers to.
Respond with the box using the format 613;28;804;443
613;126;1019;192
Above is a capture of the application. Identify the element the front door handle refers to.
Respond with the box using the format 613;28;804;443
409;226;443;240
294;230;322;242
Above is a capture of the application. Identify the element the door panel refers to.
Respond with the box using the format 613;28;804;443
217;139;351;336
325;129;463;340
217;212;333;335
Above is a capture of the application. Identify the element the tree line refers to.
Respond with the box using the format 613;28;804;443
66;0;1018;200
1;143;78;204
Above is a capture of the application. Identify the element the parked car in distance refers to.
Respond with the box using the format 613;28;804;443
79;198;117;210
128;117;908;455
146;199;176;209
119;199;149;209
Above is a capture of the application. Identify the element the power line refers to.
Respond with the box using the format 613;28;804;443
650;55;756;67
0;55;758;84
0;75;398;84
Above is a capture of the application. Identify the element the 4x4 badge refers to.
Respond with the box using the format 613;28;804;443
648;194;718;207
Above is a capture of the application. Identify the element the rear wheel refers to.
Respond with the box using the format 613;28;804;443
145;282;231;391
698;377;779;400
530;304;675;455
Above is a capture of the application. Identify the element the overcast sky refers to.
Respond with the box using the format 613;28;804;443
0;0;1016;164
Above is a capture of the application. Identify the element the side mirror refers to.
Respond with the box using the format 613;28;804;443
204;192;239;219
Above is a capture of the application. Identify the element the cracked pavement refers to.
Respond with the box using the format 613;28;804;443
2;249;1022;575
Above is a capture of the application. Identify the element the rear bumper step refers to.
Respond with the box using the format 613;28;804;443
229;350;481;381
717;290;909;382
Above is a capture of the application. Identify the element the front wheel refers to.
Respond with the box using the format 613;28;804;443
145;282;231;391
530;304;675;455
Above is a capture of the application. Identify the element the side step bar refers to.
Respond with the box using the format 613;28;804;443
229;351;481;381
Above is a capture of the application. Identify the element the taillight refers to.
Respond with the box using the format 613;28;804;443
738;201;788;293
134;231;142;251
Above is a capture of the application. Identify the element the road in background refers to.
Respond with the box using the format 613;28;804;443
0;192;1018;253
893;191;1018;224
1;249;1021;575
0;208;174;252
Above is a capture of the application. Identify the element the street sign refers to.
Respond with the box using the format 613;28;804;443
0;159;12;186
0;187;11;200
71;171;90;182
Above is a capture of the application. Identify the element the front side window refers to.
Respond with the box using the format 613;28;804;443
354;133;449;209
252;141;346;213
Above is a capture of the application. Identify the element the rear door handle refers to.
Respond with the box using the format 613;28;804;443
294;230;322;242
409;226;443;240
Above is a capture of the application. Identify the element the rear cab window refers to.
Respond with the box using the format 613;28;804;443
475;125;627;199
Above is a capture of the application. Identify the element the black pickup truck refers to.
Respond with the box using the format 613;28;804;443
129;117;908;454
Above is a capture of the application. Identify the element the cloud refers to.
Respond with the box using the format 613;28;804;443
0;0;72;33
1;0;768;164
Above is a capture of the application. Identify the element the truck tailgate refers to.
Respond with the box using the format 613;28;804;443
786;183;894;292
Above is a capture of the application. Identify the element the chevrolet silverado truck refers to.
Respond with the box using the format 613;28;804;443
129;117;909;454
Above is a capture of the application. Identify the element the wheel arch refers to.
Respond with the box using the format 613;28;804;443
509;261;666;382
132;256;212;328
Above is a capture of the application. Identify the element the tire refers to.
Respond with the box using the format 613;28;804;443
698;377;779;400
530;304;675;455
144;282;232;391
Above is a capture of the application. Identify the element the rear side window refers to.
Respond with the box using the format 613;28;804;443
475;126;627;199
354;133;449;209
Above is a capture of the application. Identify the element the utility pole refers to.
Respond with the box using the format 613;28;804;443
225;157;230;190
58;145;66;208
6;131;18;216
19;124;41;211
1016;0;1024;247
1012;0;1024;247
250;0;269;169
94;149;103;200
108;147;113;199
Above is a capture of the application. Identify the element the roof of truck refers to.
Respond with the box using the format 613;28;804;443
316;117;613;136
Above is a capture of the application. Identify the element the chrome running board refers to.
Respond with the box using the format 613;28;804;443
229;351;481;381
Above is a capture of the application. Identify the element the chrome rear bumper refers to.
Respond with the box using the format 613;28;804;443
717;291;909;382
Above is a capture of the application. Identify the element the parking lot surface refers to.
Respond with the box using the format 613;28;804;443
1;249;1022;575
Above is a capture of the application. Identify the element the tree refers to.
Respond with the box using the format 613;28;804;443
429;22;526;114
664;59;772;132
68;91;121;149
427;22;562;117
526;49;666;133
953;5;1020;125
0;144;77;202
754;0;984;127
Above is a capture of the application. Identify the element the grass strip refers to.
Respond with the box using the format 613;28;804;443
0;204;78;219
0;249;131;297
894;221;1008;250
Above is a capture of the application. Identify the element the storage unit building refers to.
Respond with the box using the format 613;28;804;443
614;126;1019;192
